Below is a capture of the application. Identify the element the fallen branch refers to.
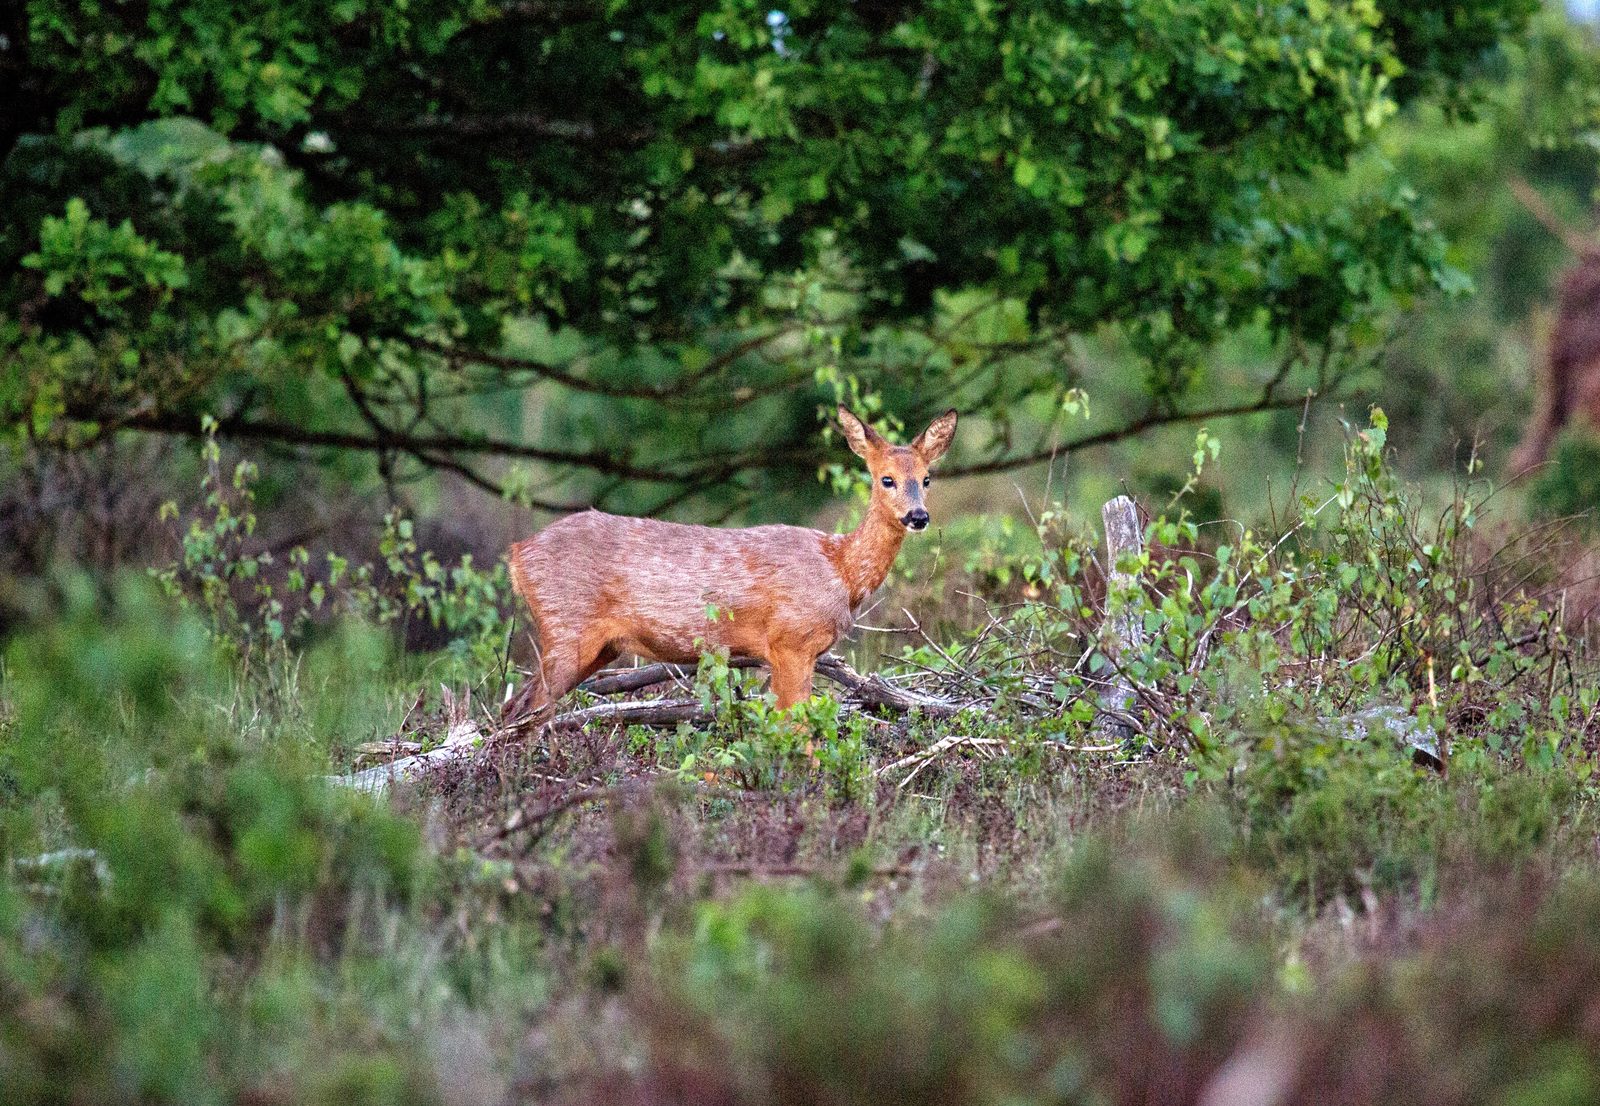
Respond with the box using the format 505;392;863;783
571;652;968;717
876;733;997;780
876;732;1122;790
487;780;655;844
816;653;969;717
547;698;706;729
699;860;918;879
334;685;485;792
578;658;762;695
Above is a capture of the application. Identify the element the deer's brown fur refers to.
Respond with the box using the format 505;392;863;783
505;407;957;720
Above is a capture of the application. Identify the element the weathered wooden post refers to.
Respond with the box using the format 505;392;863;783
1096;495;1145;740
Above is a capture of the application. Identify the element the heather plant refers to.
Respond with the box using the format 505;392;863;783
561;817;1271;1106
1223;716;1595;907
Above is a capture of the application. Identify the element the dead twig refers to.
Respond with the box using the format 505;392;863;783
699;861;917;879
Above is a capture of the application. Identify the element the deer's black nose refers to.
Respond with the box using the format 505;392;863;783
904;508;930;531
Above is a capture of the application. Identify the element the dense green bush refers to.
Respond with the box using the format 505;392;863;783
608;824;1268;1106
4;0;1532;527
0;582;466;1104
568;821;1600;1106
1528;426;1600;527
1226;717;1591;906
153;426;515;683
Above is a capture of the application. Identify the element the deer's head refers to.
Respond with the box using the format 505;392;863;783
837;406;958;532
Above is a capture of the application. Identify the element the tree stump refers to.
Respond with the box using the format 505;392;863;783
1095;495;1145;740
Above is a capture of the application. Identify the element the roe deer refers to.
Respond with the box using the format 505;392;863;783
504;406;958;721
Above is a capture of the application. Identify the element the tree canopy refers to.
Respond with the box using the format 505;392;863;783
2;0;1536;517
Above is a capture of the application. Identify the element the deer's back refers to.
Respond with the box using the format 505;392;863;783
510;510;853;661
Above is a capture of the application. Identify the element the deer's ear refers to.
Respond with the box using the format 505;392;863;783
837;406;882;459
913;408;958;463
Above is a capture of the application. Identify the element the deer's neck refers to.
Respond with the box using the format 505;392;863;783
831;501;907;609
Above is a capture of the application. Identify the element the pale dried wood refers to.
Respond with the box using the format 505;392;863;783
335;685;484;791
573;652;965;717
874;733;1122;790
816;653;967;717
353;738;423;763
546;698;706;728
1095;495;1146;741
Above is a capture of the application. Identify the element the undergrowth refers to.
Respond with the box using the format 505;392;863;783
2;411;1600;1102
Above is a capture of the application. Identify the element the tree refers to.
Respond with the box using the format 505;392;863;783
1367;8;1600;471
2;0;1535;519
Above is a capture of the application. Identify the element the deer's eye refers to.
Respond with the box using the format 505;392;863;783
922;476;931;487
881;476;896;488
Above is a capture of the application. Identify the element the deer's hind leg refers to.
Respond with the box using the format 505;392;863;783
506;622;619;724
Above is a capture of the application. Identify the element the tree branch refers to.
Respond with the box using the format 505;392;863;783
404;327;800;401
94;407;727;485
941;389;1328;478
352;112;651;146
1507;175;1598;258
568;652;964;717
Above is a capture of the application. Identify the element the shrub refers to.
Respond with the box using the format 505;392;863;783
1226;716;1594;908
154;425;514;684
1280;874;1600;1104
641;651;871;799
0;579;453;1104
1528;426;1600;527
576;821;1269;1106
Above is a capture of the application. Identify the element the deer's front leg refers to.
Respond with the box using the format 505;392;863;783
768;647;824;761
768;648;817;711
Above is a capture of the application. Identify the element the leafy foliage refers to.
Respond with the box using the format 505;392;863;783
638;650;872;796
2;0;1532;516
0;585;450;1103
636;831;1266;1105
153;424;515;680
878;408;1578;786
